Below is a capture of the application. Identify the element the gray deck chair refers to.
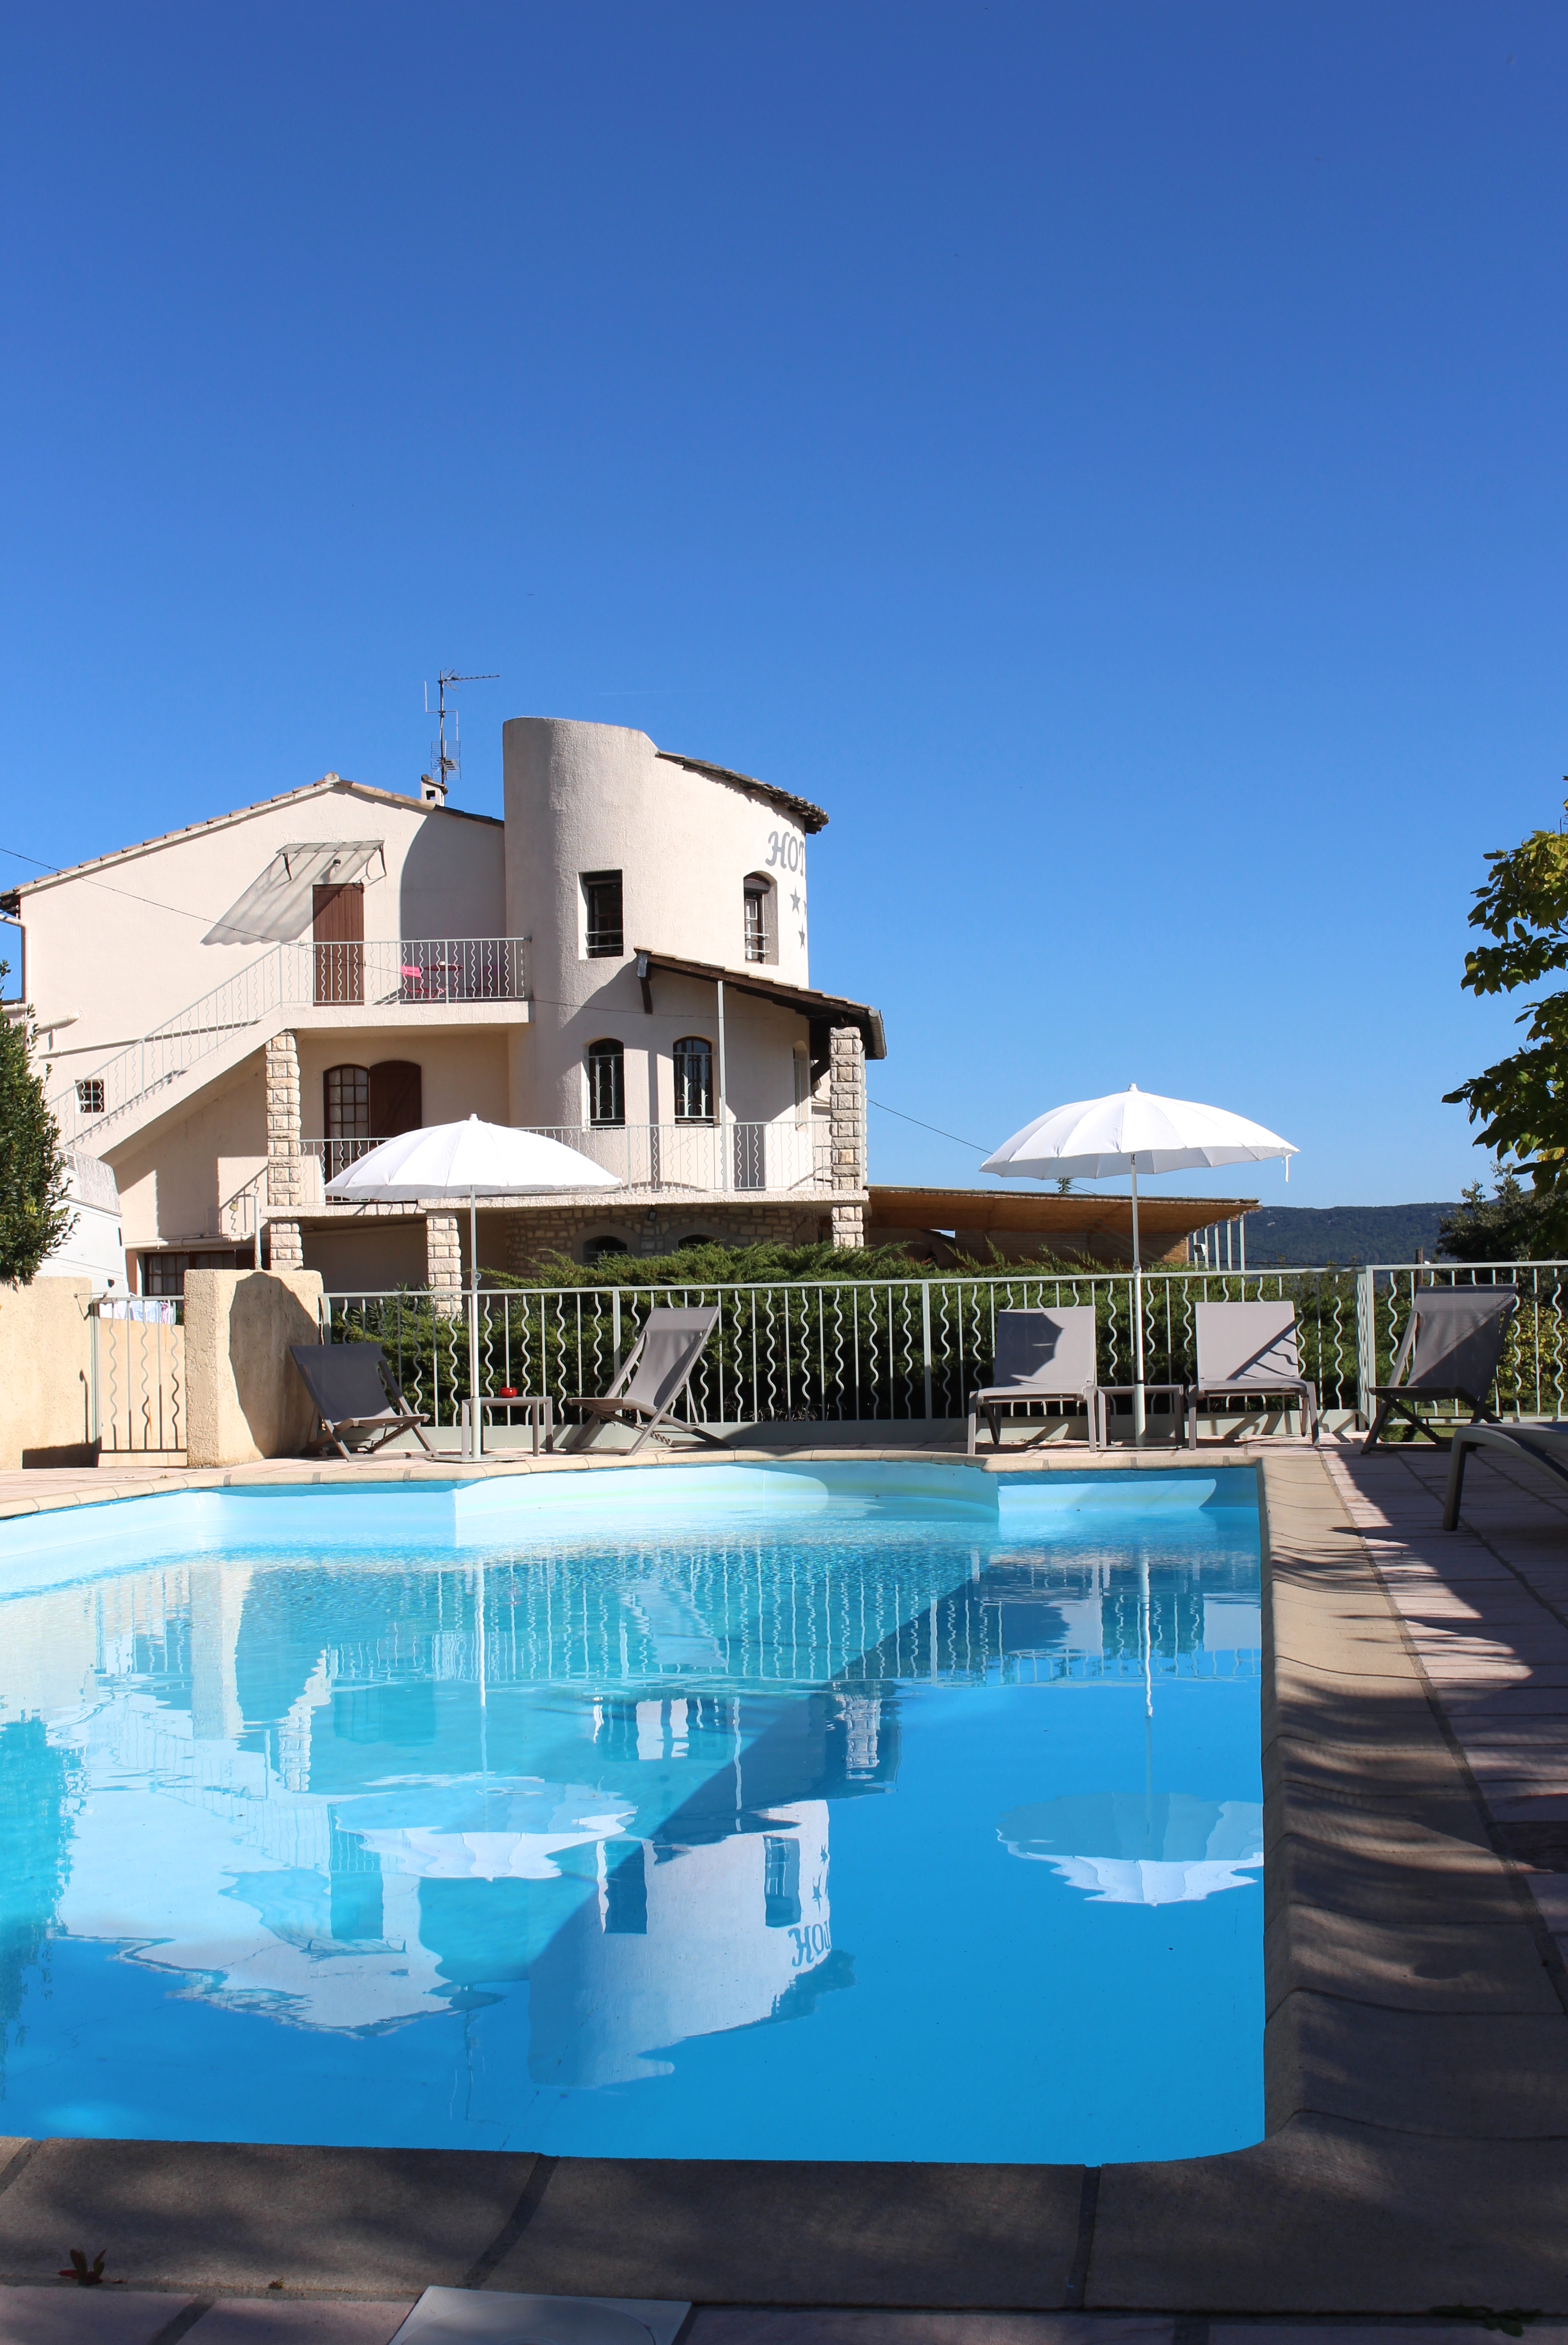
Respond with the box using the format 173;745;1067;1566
1363;1287;1517;1452
1187;1302;1318;1448
966;1307;1099;1455
561;1304;726;1455
1444;1420;1568;1529
289;1342;435;1459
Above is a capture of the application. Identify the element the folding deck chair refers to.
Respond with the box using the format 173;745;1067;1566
560;1304;726;1455
1186;1301;1318;1448
1362;1286;1517;1452
1444;1419;1568;1529
290;1342;435;1459
966;1307;1100;1454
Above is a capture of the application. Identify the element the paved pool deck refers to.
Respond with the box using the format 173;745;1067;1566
4;1435;1568;2328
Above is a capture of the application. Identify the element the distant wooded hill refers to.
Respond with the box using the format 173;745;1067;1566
1239;1202;1459;1268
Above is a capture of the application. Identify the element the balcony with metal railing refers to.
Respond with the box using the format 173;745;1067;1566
50;936;531;1147
218;1118;834;1236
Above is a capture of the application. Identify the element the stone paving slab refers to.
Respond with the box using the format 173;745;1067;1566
181;2301;416;2343
481;2161;1085;2308
0;2143;536;2295
0;2285;186;2343
686;2320;1174;2345
1263;1900;1561;2015
1219;2331;1568;2345
1088;2118;1568;2309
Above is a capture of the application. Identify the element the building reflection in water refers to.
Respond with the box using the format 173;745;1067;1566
0;1524;1257;2085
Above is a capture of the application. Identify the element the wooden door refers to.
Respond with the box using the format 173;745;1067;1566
313;882;364;1003
370;1060;423;1139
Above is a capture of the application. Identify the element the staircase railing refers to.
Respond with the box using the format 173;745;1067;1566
48;936;531;1147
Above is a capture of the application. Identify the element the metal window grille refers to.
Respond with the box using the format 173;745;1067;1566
141;1249;245;1298
325;1064;371;1139
583;871;624;958
76;1078;105;1114
586;1040;625;1127
673;1036;713;1124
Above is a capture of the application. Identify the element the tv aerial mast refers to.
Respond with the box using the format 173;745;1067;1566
422;669;498;805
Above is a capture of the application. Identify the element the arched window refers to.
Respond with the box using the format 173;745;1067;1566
743;873;776;965
583;1234;629;1265
673;1036;713;1125
677;1234;718;1251
586;1038;625;1127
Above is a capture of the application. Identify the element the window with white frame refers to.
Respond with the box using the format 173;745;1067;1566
673;1035;714;1124
586;1038;625;1127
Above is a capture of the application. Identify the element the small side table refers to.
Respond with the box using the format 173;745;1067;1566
460;1395;555;1457
1093;1384;1188;1447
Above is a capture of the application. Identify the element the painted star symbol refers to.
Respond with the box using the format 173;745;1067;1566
798;926;806;947
790;889;801;912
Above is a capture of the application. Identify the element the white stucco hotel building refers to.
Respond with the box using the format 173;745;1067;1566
2;717;885;1296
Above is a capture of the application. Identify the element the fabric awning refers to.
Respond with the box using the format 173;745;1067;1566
203;841;384;946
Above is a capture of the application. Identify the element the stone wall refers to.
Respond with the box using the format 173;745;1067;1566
500;1199;829;1274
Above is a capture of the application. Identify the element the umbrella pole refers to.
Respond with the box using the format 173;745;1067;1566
469;1191;482;1458
1131;1167;1145;1445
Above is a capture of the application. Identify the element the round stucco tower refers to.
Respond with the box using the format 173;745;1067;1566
503;717;824;1132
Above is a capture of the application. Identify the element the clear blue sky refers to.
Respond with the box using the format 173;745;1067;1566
4;3;1564;1211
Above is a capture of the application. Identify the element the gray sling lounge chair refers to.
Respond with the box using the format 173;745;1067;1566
966;1307;1100;1454
1363;1287;1517;1452
290;1342;435;1459
1187;1302;1318;1448
561;1304;726;1455
1444;1420;1568;1529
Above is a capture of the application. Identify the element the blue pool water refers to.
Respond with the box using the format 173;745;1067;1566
0;1464;1264;2164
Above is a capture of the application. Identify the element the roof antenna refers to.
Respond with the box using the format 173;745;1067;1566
422;670;498;807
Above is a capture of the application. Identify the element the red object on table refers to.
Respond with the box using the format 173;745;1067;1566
497;1386;517;1398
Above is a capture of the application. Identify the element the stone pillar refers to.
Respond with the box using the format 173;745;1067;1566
426;1211;464;1316
829;1025;866;1251
268;1220;304;1271
264;1031;305;1271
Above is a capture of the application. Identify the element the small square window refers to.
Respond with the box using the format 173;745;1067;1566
76;1078;105;1115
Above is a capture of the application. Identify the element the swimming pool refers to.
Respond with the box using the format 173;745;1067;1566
0;1463;1264;2165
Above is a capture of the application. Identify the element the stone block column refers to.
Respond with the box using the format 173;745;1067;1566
264;1030;304;1271
426;1212;464;1316
829;1024;866;1250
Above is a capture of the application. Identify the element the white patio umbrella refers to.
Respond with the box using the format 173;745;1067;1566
327;1117;620;1455
982;1085;1297;1439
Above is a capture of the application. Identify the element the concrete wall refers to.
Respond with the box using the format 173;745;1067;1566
112;1052;268;1251
503;719;819;1129
16;778;504;1100
0;1278;95;1467
184;1269;326;1467
291;1029;510;1143
301;1221;429;1293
